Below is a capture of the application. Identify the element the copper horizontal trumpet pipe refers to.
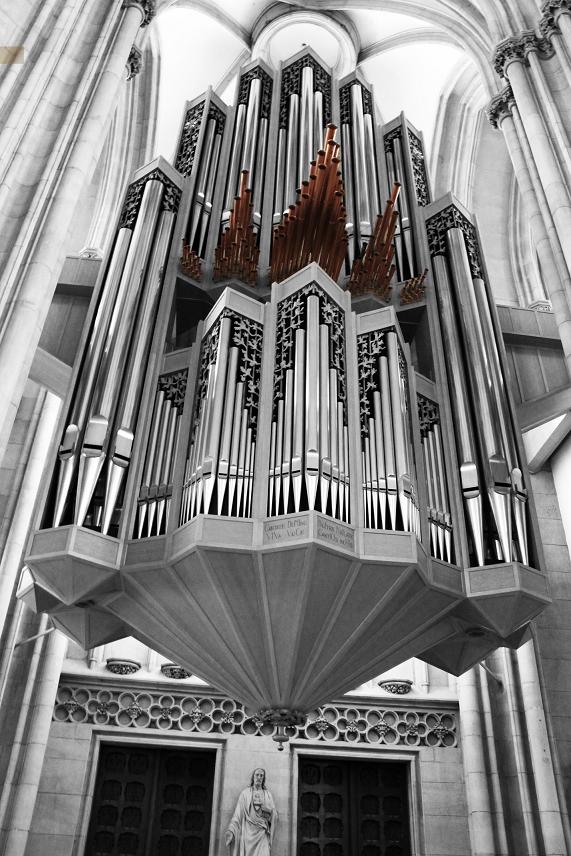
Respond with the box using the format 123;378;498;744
213;170;259;284
348;184;401;298
270;126;347;283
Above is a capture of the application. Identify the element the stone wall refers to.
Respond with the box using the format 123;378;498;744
25;680;469;856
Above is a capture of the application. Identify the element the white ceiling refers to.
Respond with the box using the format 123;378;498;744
153;4;475;164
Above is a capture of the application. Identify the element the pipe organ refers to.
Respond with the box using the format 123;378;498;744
23;49;550;745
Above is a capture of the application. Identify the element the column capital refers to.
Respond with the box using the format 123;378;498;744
541;0;571;22
123;0;155;27
493;31;554;78
486;84;515;128
126;45;143;80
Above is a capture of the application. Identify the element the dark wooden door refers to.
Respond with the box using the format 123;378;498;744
297;757;410;856
85;745;215;856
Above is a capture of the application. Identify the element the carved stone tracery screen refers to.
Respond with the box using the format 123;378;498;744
297;757;410;856
85;745;215;856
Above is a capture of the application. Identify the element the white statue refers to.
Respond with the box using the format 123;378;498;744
225;767;278;855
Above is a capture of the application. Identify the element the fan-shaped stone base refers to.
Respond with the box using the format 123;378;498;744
24;512;550;712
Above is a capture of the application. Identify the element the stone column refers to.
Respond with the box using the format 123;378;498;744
0;625;68;856
0;389;60;637
0;0;154;459
488;86;571;375
543;0;571;55
517;639;571;855
456;668;497;856
493;35;571;269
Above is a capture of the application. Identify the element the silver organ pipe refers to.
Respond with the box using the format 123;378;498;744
418;395;453;562
189;116;216;250
242;77;261;178
180;295;263;522
52;227;132;527
275;56;331;222
269;280;348;522
364;110;381;227
350;83;371;240
224;103;247;217
431;252;485;565
299;65;314;191
101;206;177;535
447;228;512;562
284;94;299;212
76;181;164;531
357;314;417;534
472;277;529;564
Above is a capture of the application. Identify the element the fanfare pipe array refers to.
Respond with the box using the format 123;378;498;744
446;228;529;565
135;371;187;539
270;125;348;284
400;268;428;305
418;396;452;562
268;283;349;521
214;171;260;284
180;240;202;280
357;319;419;535
51;168;181;532
384;127;416;281
180;299;263;523
187;107;224;259
348;183;401;299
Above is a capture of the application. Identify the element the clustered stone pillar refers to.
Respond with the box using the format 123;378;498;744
488;3;571;380
0;0;155;459
488;86;571;374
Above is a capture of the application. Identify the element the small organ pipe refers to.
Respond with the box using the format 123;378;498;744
252;116;268;226
282;370;294;513
273;397;284;515
292;329;306;512
364;111;380;226
274;128;287;222
228;381;245;516
305;296;320;508
380;354;397;529
217;346;239;514
319;325;330;511
313;91;323;163
373;390;387;529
